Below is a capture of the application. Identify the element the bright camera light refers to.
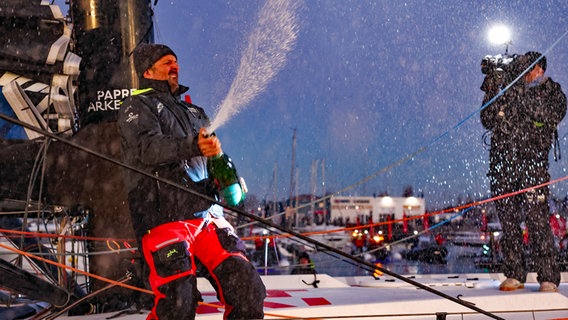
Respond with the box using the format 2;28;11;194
488;25;511;46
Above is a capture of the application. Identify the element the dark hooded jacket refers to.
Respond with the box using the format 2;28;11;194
118;78;217;239
480;76;566;192
481;78;566;153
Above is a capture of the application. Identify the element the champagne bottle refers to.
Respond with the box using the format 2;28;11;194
207;152;246;206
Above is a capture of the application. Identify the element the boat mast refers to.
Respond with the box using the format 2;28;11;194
321;158;326;224
289;128;296;208
273;161;277;217
311;159;319;224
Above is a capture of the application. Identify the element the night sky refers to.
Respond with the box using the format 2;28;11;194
149;1;568;210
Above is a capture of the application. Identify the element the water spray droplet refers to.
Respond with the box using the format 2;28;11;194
208;0;301;133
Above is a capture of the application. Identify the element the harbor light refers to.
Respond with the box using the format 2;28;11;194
488;24;511;47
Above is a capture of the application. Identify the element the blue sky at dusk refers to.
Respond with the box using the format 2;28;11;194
146;1;568;210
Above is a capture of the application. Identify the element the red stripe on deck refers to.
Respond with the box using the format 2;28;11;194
266;289;307;297
302;297;331;306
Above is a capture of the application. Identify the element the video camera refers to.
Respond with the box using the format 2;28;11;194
480;53;525;93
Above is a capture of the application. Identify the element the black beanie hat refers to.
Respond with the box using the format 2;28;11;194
133;43;177;76
524;51;547;72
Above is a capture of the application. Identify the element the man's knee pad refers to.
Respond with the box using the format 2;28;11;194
151;241;192;278
525;189;547;204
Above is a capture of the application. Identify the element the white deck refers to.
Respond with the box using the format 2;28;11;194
54;272;568;320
